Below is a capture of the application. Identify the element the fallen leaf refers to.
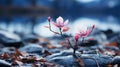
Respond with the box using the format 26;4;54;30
2;52;9;59
44;50;52;56
75;58;84;67
32;63;38;67
106;42;118;47
47;44;55;49
15;48;23;56
38;58;46;62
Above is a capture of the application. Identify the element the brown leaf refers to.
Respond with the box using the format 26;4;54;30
75;58;84;67
21;56;36;63
106;64;113;67
11;53;17;61
2;52;9;59
45;62;56;67
15;48;23;56
12;60;18;66
12;60;23;66
44;50;52;56
38;58;46;62
27;56;36;61
47;44;55;49
32;63;38;67
106;42;118;47
59;41;66;46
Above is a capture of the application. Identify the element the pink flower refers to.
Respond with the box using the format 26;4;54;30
81;29;91;37
74;33;81;42
52;16;69;28
48;16;51;22
74;28;91;42
77;28;91;37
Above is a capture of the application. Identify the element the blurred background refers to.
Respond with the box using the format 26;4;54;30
0;0;120;37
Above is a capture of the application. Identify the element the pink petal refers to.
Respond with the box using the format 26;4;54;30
56;16;64;24
44;26;49;28
52;22;58;27
79;29;84;34
52;22;61;28
85;29;91;36
64;19;69;26
74;33;81;41
62;27;69;32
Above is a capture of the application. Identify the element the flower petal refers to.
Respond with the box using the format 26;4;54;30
52;22;61;28
52;22;58;27
62;27;69;32
56;16;64;24
64;19;69;26
82;29;91;36
44;26;49;28
74;33;81;41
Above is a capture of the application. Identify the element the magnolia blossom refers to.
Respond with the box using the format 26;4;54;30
74;28;91;41
52;16;69;28
79;29;91;37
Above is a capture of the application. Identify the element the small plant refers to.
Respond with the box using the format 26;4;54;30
46;16;95;55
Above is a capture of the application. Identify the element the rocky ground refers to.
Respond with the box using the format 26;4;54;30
0;28;120;67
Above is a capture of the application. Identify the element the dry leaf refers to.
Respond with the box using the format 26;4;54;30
12;60;23;66
21;56;36;63
47;44;55;49
75;58;84;67
45;62;56;67
38;58;46;62
11;53;17;61
106;42;118;47
15;48;23;56
2;52;9;59
44;50;51;56
32;63;38;67
106;64;113;67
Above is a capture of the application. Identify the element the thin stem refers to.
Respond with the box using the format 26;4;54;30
73;41;78;55
87;27;94;36
48;21;73;49
82;37;85;43
59;28;74;49
75;54;84;67
96;49;100;57
48;21;59;34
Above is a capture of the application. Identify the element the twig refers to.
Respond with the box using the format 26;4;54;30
73;40;78;55
48;21;59;34
82;37;85;43
59;28;74;49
